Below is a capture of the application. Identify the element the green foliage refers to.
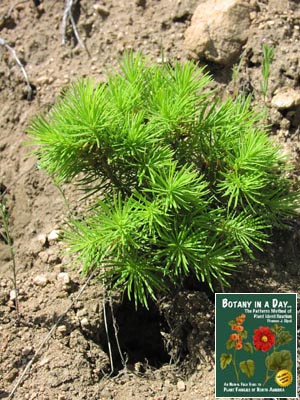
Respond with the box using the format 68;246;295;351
243;343;254;353
28;52;299;308
275;328;293;346
265;350;293;372
261;43;275;102
239;359;255;378
220;353;232;369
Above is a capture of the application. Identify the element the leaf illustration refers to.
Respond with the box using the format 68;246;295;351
265;350;293;371
228;320;236;326
243;342;254;353
220;353;232;370
240;359;255;377
240;330;248;340
226;339;235;350
276;330;292;346
271;323;283;334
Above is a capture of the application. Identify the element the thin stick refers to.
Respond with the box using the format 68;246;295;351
61;0;85;51
102;293;114;373
68;4;84;49
61;0;71;45
0;37;32;100
7;252;110;399
109;295;126;368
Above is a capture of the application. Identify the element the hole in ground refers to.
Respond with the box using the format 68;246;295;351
101;297;170;370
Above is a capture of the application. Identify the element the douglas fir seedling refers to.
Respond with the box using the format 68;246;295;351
28;52;299;307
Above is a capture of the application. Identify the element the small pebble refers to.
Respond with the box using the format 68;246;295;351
56;325;68;335
93;4;110;17
48;229;60;242
80;317;89;327
10;289;17;301
37;233;47;246
76;308;87;318
22;346;33;356
57;272;70;284
271;87;300;109
33;275;49;287
177;380;186;392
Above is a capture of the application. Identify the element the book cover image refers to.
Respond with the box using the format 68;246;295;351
215;293;297;398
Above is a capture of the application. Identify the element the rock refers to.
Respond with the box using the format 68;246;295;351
184;0;253;66
33;274;49;287
271;87;300;110
48;229;60;243
57;272;72;292
57;272;70;284
56;325;68;336
22;345;33;356
93;4;110;18
10;289;17;301
177;380;186;392
37;233;47;246
76;308;87;318
80;317;89;327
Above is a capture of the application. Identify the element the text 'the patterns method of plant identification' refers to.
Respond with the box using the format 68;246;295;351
28;52;300;308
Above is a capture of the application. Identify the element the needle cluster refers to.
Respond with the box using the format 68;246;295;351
29;53;299;307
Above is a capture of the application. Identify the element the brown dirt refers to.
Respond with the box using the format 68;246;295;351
0;0;300;399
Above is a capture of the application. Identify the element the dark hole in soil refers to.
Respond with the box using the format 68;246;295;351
200;60;233;85
101;297;170;370
182;274;217;303
172;12;191;23
1;16;17;30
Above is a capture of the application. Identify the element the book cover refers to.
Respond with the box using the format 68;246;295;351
215;293;297;398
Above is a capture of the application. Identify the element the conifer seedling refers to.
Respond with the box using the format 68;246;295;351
28;52;299;308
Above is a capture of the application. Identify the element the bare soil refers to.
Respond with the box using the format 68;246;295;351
1;1;300;399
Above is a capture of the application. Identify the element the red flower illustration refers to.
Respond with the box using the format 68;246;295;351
235;340;243;350
253;326;275;352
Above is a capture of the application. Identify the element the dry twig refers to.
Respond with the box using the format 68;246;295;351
102;290;127;374
109;295;127;368
61;0;84;49
102;293;114;373
0;37;32;99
